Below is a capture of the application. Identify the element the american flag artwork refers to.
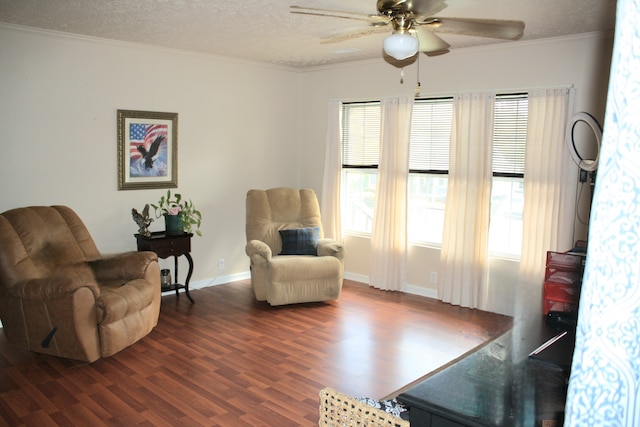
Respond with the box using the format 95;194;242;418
128;123;169;177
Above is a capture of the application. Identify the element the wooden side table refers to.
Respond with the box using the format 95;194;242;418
135;231;195;303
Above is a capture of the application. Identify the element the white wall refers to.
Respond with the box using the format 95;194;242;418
0;25;613;315
0;24;302;284
298;32;614;314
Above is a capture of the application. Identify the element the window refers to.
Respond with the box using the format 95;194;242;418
489;94;528;257
341;102;380;234
340;94;528;257
407;98;453;244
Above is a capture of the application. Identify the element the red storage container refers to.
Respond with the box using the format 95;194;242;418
543;298;578;315
544;267;582;285
542;248;586;315
546;251;583;269
543;281;580;315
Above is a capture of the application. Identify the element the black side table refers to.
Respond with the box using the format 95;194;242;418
135;232;194;303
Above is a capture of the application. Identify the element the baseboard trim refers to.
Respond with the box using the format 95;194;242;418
190;271;251;290
344;272;438;299
190;270;438;300
344;272;369;283
404;283;438;299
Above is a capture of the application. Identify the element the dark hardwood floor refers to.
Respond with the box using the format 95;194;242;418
0;279;511;426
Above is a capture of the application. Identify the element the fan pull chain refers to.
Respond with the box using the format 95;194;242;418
400;67;404;84
415;54;421;97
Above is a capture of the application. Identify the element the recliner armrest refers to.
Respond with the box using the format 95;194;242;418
246;240;272;261
317;238;344;261
8;263;99;300
89;251;158;285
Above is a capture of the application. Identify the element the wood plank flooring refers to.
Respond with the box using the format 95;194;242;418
0;279;511;426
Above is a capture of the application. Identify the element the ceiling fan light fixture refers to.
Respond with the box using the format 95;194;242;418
383;31;419;60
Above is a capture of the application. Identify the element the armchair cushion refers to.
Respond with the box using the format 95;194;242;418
6;263;99;300
279;227;319;255
97;279;157;324
89;251;158;286
317;239;345;260
246;240;272;258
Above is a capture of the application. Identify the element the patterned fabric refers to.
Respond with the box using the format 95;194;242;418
356;396;410;421
279;227;319;255
565;1;640;425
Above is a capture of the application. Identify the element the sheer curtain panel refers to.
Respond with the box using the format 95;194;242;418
369;97;413;291
439;92;495;309
517;87;575;322
321;100;343;241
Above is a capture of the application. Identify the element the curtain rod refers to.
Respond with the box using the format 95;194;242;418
332;84;575;104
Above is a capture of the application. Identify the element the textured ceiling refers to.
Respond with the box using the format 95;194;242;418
0;0;617;68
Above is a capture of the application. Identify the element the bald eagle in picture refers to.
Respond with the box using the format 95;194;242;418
137;134;165;170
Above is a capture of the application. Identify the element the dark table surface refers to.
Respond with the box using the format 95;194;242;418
398;318;574;426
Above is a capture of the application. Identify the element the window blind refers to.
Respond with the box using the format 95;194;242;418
409;98;453;173
493;94;528;177
342;94;528;175
342;102;381;167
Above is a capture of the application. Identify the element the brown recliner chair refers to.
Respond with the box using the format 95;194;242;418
0;205;161;362
245;188;344;306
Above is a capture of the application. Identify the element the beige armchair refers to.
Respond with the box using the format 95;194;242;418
0;205;161;362
245;188;344;306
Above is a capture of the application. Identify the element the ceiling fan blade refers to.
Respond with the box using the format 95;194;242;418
408;0;448;16
413;27;451;53
290;5;386;23
290;10;375;23
426;17;525;40
322;25;391;44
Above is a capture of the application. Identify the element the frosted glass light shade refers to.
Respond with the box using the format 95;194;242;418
383;33;419;60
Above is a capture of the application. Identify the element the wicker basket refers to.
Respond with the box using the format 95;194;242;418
319;387;410;427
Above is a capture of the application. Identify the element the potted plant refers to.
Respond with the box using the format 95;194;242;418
151;190;202;236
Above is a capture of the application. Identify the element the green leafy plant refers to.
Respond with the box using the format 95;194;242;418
151;190;202;236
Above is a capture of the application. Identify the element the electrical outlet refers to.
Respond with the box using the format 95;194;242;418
430;271;437;284
218;258;225;270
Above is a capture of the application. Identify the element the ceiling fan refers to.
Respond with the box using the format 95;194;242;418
291;0;525;60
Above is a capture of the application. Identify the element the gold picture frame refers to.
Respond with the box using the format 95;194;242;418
117;109;178;190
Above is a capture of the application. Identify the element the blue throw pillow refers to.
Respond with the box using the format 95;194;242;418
279;227;319;256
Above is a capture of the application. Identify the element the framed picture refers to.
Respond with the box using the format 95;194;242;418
117;109;178;190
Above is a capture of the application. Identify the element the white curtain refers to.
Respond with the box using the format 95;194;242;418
439;92;495;309
369;96;413;291
321;100;342;241
517;87;575;322
566;1;640;423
